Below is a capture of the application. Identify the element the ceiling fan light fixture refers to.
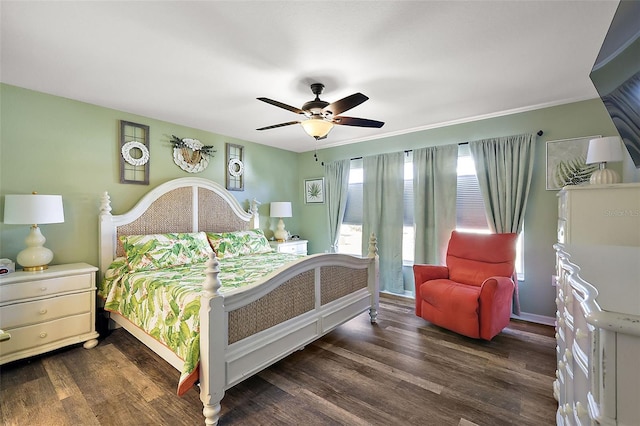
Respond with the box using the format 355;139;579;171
301;118;333;140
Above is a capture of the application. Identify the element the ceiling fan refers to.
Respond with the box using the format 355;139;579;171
256;83;384;140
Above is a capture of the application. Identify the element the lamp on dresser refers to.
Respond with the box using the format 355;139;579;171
586;136;624;184
3;193;65;271
270;201;292;242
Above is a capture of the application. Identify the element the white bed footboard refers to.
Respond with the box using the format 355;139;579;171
98;178;379;426
199;238;379;426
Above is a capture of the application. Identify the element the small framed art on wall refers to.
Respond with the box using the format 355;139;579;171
304;178;324;204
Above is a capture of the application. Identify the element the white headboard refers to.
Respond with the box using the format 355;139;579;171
98;177;257;275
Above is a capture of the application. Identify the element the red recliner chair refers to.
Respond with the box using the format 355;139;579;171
413;231;518;341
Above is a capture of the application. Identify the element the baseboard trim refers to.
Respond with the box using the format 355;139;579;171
511;311;555;326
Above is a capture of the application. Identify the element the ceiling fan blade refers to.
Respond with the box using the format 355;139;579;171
324;93;368;116
256;121;300;131
257;97;305;115
333;116;384;128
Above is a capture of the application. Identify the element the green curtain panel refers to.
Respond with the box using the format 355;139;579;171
469;132;536;315
469;133;535;234
412;144;459;265
324;159;351;253
363;152;404;294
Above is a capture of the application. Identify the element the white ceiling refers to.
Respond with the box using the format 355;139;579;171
0;1;619;153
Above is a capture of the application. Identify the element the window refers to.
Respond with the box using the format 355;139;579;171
338;157;415;263
339;159;363;255
338;148;524;280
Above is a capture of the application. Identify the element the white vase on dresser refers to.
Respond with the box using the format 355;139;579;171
554;183;640;426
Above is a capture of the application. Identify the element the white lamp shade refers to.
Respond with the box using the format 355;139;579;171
586;136;624;164
301;119;334;139
4;194;65;224
270;201;292;218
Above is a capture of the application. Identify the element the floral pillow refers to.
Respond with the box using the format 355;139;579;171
120;232;213;272
207;229;273;259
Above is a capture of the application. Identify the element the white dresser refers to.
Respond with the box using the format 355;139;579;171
0;263;99;364
554;183;640;426
269;239;308;255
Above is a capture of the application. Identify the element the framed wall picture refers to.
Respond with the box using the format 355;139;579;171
304;178;325;204
120;120;150;185
546;135;600;190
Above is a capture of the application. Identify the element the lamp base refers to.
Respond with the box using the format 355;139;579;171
17;225;54;271
274;218;288;242
22;265;49;272
590;168;621;185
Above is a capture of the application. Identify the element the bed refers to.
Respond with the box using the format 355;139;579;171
98;177;379;425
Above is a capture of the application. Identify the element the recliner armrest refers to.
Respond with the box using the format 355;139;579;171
478;276;515;340
413;264;449;286
413;264;450;317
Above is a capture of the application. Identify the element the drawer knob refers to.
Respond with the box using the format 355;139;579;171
40;287;47;291
39;309;48;315
576;402;588;418
39;332;47;338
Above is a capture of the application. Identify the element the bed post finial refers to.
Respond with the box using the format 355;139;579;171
249;198;261;229
100;191;112;215
367;232;378;258
203;252;222;295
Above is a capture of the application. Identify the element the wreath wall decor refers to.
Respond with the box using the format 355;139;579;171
228;158;244;177
170;135;216;173
121;141;150;166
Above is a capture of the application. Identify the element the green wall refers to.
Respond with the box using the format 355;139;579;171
2;82;637;320
0;84;301;267
297;98;636;320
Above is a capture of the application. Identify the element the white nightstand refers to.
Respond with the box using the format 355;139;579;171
269;239;308;255
0;263;100;364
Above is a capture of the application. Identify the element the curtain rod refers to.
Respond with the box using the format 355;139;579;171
346;130;544;161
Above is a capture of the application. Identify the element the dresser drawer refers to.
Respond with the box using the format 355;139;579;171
0;292;91;329
0;273;93;303
0;313;93;357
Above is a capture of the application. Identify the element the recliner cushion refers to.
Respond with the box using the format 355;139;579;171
446;231;517;286
419;279;481;339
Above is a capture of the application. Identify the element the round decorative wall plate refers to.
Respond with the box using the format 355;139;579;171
121;141;150;166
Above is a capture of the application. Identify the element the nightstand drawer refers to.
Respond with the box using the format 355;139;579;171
0;292;91;329
0;273;93;303
0;313;93;357
269;240;308;255
278;243;306;254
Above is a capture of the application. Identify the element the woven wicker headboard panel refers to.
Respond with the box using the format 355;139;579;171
101;178;254;271
116;187;193;257
114;186;250;258
198;188;249;233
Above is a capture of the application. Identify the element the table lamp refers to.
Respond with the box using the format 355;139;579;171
586;136;624;184
3;193;65;271
270;201;292;242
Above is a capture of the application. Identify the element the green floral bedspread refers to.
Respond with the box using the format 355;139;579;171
98;252;303;395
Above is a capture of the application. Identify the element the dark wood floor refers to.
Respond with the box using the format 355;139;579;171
0;296;558;425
